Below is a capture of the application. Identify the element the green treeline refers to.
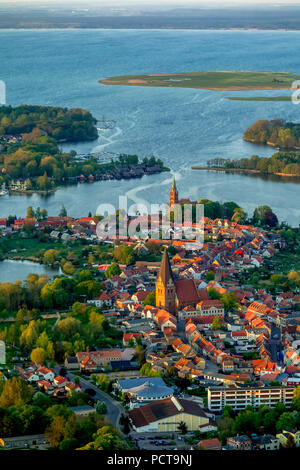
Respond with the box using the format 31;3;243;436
207;151;300;176
0;105;98;142
243;118;300;149
0;134;166;190
0;377;125;449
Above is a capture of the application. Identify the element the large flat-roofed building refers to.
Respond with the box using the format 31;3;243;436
208;385;295;412
129;396;211;433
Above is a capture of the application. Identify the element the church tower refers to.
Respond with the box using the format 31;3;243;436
169;176;178;208
156;248;176;314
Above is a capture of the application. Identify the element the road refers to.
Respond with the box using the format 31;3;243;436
54;366;125;430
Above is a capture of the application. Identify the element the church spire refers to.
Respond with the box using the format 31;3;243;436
158;248;174;285
169;176;178;208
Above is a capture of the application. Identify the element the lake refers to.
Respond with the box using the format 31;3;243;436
0;29;300;224
0;259;61;283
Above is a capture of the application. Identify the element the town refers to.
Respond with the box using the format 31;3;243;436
0;179;299;451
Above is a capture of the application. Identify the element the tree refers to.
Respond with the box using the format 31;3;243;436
218;415;235;444
43;249;59;265
220;292;239;311
95;401;107;415
40;208;48;220
75;280;102;299
77;425;125;450
276;412;296;433
105;262;121;279
114;245;135;265
31;347;47;365
232;207;247;224
0;377;32;408
264;211;278;228
139;362;162;377
177;421;188;435
223;201;240;220
59;438;78;451
292;386;300;411
62;261;75;275
37;171;51;190
45;415;66;447
253;205;278;227
206;271;215;281
143;290;156;306
208;288;221;300
56;317;81;339
284;433;296;449
26;206;35;218
95;374;111;393
212;316;222;330
59;204;67;217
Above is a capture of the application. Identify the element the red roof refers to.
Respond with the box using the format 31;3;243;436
175;279;199;304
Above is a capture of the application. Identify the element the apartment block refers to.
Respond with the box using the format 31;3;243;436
208;385;295;412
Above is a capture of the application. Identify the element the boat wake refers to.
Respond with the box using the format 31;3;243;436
93;126;123;152
125;170;182;214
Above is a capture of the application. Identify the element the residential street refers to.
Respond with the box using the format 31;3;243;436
55;367;125;430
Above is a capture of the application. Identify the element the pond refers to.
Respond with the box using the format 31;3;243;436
0;259;62;283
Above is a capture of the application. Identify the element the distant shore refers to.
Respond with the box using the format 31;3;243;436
191;166;300;179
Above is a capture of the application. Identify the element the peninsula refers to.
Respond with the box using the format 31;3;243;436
192;151;300;179
0;105;169;194
100;71;300;91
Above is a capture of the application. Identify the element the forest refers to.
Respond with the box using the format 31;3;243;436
0;105;98;142
0;125;166;190
243;118;300;149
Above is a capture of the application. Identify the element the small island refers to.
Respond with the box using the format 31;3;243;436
243;118;300;150
100;71;300;91
0;105;169;194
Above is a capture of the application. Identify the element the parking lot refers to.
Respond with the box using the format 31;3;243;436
130;432;193;450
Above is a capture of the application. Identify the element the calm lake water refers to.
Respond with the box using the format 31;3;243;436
0;259;61;283
0;29;300;224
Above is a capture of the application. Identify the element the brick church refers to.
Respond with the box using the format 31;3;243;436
169;176;197;208
156;248;200;315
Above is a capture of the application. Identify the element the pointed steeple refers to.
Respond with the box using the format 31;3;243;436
169;176;179;208
172;176;176;190
158;248;174;285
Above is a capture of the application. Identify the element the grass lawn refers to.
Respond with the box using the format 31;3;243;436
270;252;300;273
0;237;59;258
100;71;300;91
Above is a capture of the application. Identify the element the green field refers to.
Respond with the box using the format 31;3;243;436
100;71;300;91
228;96;292;101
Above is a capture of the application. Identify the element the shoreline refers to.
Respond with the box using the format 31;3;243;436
0;28;300;32
9;188;57;196
100;80;294;92
243;138;300;151
191;166;300;179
